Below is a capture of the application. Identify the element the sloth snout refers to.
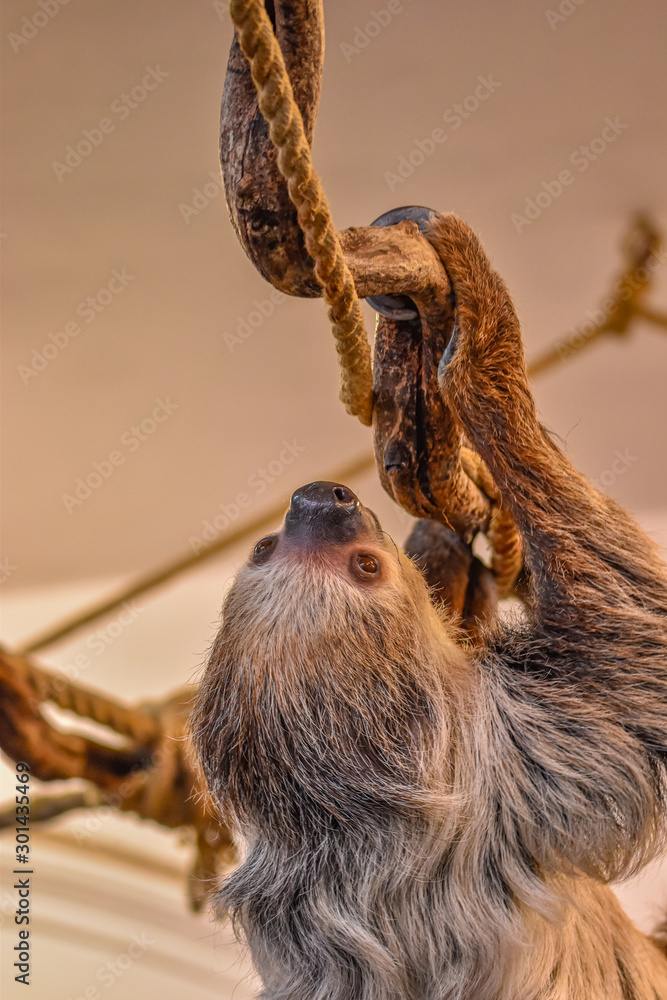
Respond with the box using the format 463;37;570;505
284;481;366;544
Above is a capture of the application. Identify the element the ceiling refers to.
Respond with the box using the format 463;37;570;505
3;0;667;589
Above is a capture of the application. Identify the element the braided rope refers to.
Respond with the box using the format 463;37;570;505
229;0;374;426
4;647;159;744
488;505;523;599
460;446;500;502
460;446;523;597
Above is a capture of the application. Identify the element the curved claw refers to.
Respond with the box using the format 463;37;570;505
438;322;460;377
365;206;440;319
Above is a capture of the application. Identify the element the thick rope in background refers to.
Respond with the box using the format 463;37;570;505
4;645;159;743
229;0;374;425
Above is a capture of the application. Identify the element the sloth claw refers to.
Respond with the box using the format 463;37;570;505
364;205;439;320
438;323;460;382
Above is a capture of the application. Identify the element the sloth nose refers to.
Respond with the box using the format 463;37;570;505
291;481;359;512
285;481;363;542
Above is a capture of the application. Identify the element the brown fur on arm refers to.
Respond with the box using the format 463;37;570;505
427;214;667;880
427;213;667;613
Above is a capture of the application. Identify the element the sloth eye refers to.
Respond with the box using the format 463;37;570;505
253;536;276;564
350;551;382;582
356;553;380;575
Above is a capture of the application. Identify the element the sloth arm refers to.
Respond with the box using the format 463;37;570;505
427;213;667;877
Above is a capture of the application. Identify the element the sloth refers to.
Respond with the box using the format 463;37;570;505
192;214;667;1000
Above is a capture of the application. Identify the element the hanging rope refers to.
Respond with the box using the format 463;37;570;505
488;506;523;599
229;0;374;426
460;446;523;598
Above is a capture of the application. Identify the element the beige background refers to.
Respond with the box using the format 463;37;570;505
2;0;667;587
2;0;667;997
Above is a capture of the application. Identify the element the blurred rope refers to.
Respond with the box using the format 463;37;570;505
529;214;664;375
4;644;159;743
0;645;233;912
0;788;103;828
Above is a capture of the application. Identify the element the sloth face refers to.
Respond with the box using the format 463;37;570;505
226;481;444;652
193;482;467;828
248;481;397;588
